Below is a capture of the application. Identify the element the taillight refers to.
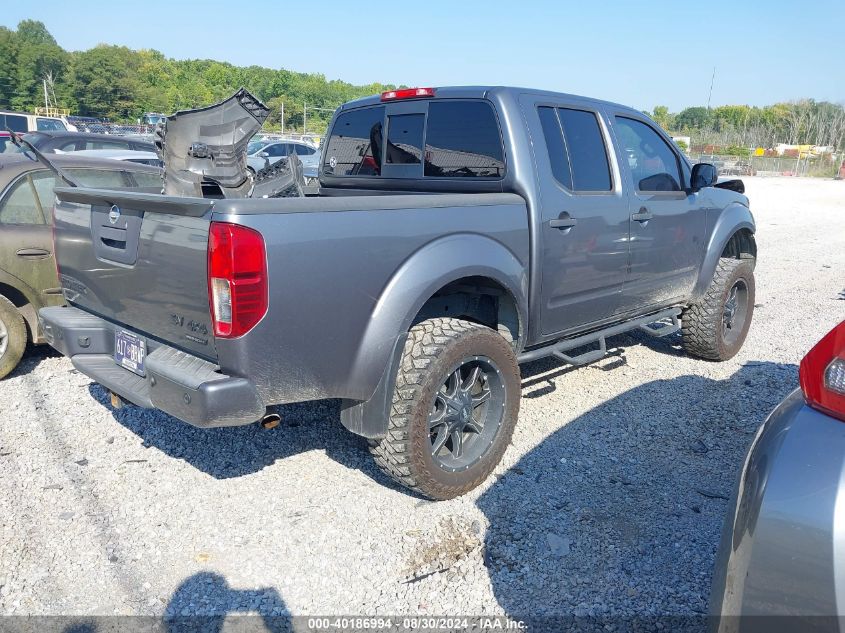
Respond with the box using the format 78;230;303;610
799;321;845;421
208;222;267;338
380;87;436;101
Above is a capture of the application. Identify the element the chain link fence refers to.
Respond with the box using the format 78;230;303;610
688;153;840;178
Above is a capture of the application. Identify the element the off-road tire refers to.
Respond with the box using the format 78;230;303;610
368;318;520;500
0;295;27;380
682;257;755;361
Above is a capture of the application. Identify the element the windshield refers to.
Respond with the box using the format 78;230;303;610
247;140;271;155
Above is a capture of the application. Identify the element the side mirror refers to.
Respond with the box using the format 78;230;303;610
257;151;269;159
690;163;718;192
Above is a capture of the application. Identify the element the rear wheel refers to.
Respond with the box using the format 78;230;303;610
368;317;520;500
0;295;27;379
682;257;755;361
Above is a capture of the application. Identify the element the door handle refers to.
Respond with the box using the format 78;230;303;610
16;248;51;259
632;207;653;223
550;214;577;230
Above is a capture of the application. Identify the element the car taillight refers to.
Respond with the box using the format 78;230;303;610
208;222;267;338
380;87;436;101
799;321;845;421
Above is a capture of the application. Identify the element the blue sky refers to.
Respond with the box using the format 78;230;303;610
4;0;843;112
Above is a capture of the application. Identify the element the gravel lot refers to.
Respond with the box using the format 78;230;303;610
1;177;844;623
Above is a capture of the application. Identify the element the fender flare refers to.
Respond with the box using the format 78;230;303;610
341;233;528;438
692;204;756;300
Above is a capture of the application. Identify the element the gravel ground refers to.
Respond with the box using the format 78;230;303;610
1;177;844;623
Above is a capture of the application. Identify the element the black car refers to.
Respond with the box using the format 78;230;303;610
18;131;155;154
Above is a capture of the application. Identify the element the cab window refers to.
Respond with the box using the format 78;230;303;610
0;174;49;225
614;117;682;192
323;106;385;176
36;118;67;131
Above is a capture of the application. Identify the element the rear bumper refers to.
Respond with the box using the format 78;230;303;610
39;306;266;428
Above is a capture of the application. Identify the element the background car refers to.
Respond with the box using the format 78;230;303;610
68;148;163;167
14;131;155;154
246;138;319;173
0;154;162;379
710;319;845;628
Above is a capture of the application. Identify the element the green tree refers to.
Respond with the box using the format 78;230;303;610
674;106;712;131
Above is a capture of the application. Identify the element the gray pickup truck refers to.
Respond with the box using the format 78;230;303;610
39;86;757;499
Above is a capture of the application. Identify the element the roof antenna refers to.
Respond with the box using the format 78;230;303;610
6;129;77;187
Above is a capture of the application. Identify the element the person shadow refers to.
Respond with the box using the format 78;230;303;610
163;572;290;633
477;350;798;631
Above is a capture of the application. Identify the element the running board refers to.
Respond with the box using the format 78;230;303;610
517;308;682;366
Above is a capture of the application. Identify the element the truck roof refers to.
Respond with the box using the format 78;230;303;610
339;86;643;117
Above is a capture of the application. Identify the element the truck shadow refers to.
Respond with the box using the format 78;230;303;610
476;360;797;624
7;343;62;379
87;384;398;488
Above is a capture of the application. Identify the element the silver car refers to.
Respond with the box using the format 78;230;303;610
246;139;319;173
710;320;845;629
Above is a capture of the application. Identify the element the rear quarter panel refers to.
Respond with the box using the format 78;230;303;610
212;194;529;405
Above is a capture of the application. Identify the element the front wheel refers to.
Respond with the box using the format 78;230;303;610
368;318;520;500
682;257;755;361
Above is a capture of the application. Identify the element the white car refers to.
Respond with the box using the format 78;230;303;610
246;139;320;173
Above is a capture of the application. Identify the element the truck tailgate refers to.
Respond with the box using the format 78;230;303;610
53;187;217;360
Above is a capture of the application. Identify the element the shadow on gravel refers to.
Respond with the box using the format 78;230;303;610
7;342;61;378
478;359;797;626
87;384;403;490
163;572;288;632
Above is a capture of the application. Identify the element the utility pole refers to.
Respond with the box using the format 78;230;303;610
707;67;716;110
43;79;49;111
303;101;307;134
280;102;284;134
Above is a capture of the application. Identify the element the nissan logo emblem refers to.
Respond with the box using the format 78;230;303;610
108;205;121;224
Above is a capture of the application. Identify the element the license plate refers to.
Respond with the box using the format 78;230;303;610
114;330;146;377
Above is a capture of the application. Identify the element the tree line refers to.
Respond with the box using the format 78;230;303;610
2;19;844;145
0;20;395;133
648;100;845;154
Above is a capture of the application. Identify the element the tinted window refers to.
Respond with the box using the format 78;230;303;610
0;175;46;224
293;144;315;156
0;114;27;133
556;109;611;191
323;106;385;176
537;107;573;189
614;117;681;192
386;114;424;165
81;139;130;151
424;101;504;178
31;171;59;212
36;118;66;131
265;143;287;157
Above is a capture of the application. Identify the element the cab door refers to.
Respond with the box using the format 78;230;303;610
608;114;706;312
524;97;630;337
0;171;62;308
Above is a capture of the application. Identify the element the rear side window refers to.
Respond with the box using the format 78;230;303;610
424;101;504;178
0;174;48;224
538;107;573;189
0;114;28;133
386;114;424;165
36;118;66;131
323;106;385;176
293;144;315;156
538;107;612;192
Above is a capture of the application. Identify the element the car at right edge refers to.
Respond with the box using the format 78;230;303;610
710;320;845;631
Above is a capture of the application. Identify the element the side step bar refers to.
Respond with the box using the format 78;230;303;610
517;308;682;366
